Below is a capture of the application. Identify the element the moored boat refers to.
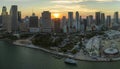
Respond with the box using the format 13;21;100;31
64;58;77;65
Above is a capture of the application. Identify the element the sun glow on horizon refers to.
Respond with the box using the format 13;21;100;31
53;13;60;18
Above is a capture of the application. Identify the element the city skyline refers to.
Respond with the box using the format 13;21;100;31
0;0;120;18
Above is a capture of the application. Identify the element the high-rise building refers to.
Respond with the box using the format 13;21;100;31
114;12;119;24
86;16;89;31
24;16;29;28
1;6;10;31
61;16;67;32
87;15;93;31
29;13;38;28
19;23;28;32
10;5;18;33
75;11;80;32
101;13;105;26
6;15;11;33
53;18;61;33
18;11;22;23
29;13;39;33
0;16;2;25
80;16;83;32
89;15;93;25
1;6;8;15
95;12;101;25
2;15;11;32
39;17;42;29
22;16;29;32
83;19;87;32
41;11;52;33
68;12;73;33
106;15;111;29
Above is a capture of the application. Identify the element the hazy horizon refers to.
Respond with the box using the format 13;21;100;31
0;0;120;18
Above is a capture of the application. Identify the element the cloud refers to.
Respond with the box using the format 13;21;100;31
3;0;35;2
50;0;98;12
45;4;97;13
51;0;120;3
51;0;85;4
50;0;120;12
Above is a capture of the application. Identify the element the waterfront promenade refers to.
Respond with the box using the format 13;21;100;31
13;38;120;62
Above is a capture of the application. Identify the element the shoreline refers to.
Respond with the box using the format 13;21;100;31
13;39;120;62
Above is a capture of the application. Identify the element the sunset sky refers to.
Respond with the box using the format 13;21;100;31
0;0;120;18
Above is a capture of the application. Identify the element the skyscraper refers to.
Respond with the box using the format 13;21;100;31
23;16;29;31
89;15;93;25
18;11;22;23
87;15;93;31
0;16;2;25
29;13;38;28
10;5;18;33
19;22;28;32
1;6;8;28
106;15;111;29
101;13;105;26
41;11;52;33
95;12;101;25
39;17;42;28
29;13;39;33
61;16;67;31
80;16;83;32
68;12;73;33
53;18;61;33
1;6;8;15
114;12;119;24
1;6;10;32
6;15;11;33
76;11;80;32
83;19;87;32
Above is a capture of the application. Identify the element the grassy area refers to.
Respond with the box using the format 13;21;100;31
60;43;74;52
85;31;104;39
31;32;104;53
32;34;51;48
71;49;79;54
0;33;18;40
20;34;33;39
32;34;64;48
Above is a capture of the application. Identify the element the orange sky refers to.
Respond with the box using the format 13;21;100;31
1;0;119;19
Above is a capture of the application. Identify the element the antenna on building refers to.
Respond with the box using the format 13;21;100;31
32;8;36;16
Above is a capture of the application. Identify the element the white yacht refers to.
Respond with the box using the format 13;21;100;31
64;58;77;65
